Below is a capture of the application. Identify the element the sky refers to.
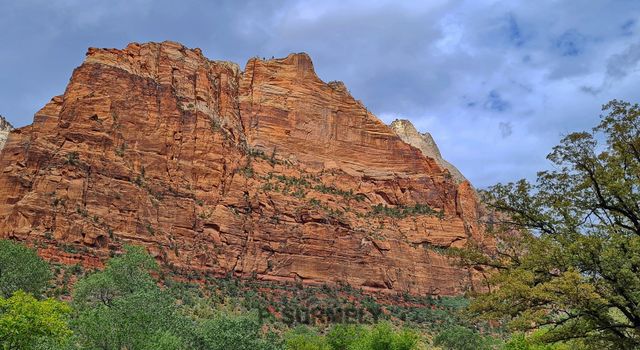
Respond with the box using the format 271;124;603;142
1;0;639;188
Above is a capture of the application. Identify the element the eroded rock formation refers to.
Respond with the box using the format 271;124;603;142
0;41;488;295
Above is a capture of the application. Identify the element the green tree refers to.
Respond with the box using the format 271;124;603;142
0;290;72;349
196;311;280;350
326;324;365;350
141;331;184;350
349;322;421;350
457;100;640;349
502;332;573;350
0;240;52;297
284;323;421;350
73;245;158;308
71;245;187;349
433;325;492;350
285;326;330;350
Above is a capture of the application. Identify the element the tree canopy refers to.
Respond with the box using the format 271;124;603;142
0;290;72;349
0;240;51;298
458;100;640;349
72;245;188;349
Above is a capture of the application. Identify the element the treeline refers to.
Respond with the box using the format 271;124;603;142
2;240;559;350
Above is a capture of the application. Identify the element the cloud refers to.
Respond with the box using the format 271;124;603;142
1;0;639;187
581;41;640;94
499;121;513;138
552;30;587;57
606;42;640;79
484;90;511;112
503;13;530;47
621;19;636;36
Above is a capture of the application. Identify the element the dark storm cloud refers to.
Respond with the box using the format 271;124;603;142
1;0;640;187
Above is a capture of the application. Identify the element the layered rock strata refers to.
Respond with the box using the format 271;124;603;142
0;42;487;295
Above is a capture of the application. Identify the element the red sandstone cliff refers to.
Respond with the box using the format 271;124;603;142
0;41;488;295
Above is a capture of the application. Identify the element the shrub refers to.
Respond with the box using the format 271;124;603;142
285;327;331;350
355;322;421;350
433;325;492;350
65;152;79;165
368;204;437;219
283;323;422;350
196;311;280;350
326;324;365;350
141;331;185;350
503;332;574;350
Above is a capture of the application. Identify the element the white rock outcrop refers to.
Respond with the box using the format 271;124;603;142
390;119;467;184
0;116;12;151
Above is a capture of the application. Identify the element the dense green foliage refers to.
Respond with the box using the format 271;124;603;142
0;290;71;349
284;323;420;350
433;325;500;350
0;240;52;298
72;246;189;349
501;332;572;350
196;312;280;350
455;100;640;349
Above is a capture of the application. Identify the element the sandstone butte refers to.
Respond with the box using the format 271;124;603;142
0;41;492;296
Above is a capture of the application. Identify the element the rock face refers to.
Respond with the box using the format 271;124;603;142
0;115;13;151
390;119;467;184
0;42;489;295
